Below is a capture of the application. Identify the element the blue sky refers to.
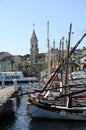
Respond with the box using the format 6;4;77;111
0;0;86;55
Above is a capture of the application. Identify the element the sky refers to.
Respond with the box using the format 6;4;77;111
0;0;86;56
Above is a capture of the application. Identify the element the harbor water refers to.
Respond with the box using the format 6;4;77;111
0;84;86;130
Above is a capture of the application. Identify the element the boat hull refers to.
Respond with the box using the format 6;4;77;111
28;100;86;120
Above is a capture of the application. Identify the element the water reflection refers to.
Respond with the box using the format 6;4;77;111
29;119;86;130
0;117;16;130
7;95;31;130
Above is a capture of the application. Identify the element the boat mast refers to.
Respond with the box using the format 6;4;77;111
53;40;55;70
47;21;51;78
65;23;72;94
61;37;64;87
40;31;86;93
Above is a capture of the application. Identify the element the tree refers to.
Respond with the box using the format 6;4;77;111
10;58;15;71
17;63;23;71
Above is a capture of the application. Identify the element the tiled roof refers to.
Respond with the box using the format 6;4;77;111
0;52;12;61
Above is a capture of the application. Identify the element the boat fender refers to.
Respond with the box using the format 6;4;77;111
82;111;86;117
60;110;66;117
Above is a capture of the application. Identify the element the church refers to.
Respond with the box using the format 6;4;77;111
30;28;45;65
30;28;39;64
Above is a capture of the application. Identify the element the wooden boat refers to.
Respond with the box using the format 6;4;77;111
28;82;86;120
28;27;86;120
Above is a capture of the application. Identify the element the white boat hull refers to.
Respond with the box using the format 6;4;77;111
28;103;86;120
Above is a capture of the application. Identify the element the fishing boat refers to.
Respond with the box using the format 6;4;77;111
28;25;86;120
28;81;86;120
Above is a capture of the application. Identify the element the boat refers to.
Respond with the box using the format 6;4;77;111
28;80;86;120
0;71;38;85
69;71;86;80
28;25;86;120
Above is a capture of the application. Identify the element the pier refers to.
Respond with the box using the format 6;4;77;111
0;84;21;117
0;86;14;105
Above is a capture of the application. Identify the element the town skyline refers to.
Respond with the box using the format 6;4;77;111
0;0;86;55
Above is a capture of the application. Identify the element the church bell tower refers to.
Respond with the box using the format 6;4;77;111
30;26;39;64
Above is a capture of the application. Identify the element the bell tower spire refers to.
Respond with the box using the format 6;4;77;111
33;23;35;30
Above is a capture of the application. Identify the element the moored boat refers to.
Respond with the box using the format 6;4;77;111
28;26;86;120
